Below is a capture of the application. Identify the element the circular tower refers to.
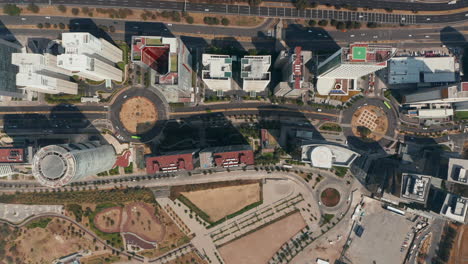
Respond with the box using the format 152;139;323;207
32;142;116;187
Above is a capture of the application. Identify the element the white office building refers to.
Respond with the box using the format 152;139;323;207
58;33;122;81
388;56;456;85
12;53;77;94
317;43;396;95
447;158;468;185
202;54;232;94
241;55;271;95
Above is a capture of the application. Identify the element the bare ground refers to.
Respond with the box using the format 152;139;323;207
218;211;306;264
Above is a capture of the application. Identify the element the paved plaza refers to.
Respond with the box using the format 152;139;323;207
0;203;63;223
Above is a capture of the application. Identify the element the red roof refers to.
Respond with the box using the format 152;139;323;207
213;150;254;167
0;148;24;163
146;153;194;174
141;46;169;73
293;46;303;89
462;82;468;92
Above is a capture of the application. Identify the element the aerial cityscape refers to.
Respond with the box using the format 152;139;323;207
0;0;467;264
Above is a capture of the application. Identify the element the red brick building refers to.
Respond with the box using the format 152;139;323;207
199;145;254;168
0;148;24;163
146;150;198;174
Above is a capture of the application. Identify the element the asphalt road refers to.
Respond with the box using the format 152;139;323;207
0;0;468;24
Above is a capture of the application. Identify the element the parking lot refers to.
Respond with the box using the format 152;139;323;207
345;198;415;264
0;203;63;223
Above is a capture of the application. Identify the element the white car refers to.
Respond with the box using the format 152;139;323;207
408;34;413;37
21;18;26;21
350;35;355;37
123;95;128;99
373;35;378;39
426;18;431;21
317;109;322;112
45;16;51;19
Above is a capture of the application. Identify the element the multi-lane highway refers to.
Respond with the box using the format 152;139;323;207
0;0;467;24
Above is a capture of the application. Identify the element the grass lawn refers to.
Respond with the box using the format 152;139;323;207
320;122;343;132
170;54;178;72
333;166;348;177
321;213;335;226
26;217;52;229
455;111;468;120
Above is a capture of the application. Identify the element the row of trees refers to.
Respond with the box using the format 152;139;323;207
203;16;230;26
308;19;381;29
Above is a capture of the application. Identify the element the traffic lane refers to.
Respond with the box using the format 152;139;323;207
0;105;106;112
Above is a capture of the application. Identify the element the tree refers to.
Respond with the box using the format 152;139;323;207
44;23;51;28
185;16;194;24
336;21;346;30
71;8;80;15
57;5;66;13
81;7;90;14
36;23;43;29
352;21;361;29
3;4;21;16
308;20;316;26
27;3;40;13
357;126;371;138
330;19;338;26
367;22;378;28
318;20;328;26
221;18;230;26
294;0;308;10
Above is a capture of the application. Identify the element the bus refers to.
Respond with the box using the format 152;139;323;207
131;136;141;139
384;101;391;109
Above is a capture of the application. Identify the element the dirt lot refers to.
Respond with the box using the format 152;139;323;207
417;233;432;264
119;96;158;134
448;224;468;264
218;211;306;264
321;188;341;207
94;207;123;233
13;218;96;264
122;202;165;243
181;183;261;222
165;251;207;264
351;105;389;141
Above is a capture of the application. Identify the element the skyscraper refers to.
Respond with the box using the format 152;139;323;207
57;33;123;82
0;39;25;98
316;43;396;95
32;142;117;187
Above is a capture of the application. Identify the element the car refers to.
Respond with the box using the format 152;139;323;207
167;23;172;26
45;16;51;19
425;35;430;38
426;18;431;21
373;35;378;39
317;108;322;112
408;34;413;37
308;30;312;33
205;9;209;11
21;18;26;21
350;34;355;37
123;95;128;99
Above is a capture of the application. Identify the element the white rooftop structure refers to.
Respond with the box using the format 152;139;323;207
301;144;360;169
400;173;431;204
403;83;468;105
12;53;77;94
57;54;122;82
317;43;396;95
388;56;456;84
440;194;468;223
448;158;468;185
202;54;232;92
58;32;122;81
241;55;271;93
61;32;122;63
417;108;454;119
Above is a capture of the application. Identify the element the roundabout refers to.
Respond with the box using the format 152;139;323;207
341;98;398;152
320;188;341;207
110;87;168;143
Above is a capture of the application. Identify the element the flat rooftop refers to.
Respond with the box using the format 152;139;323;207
343;43;395;64
0;148;24;163
241;56;270;80
440;194;467;223
202;54;232;79
400;173;431;203
389;56;456;84
448;158;468;185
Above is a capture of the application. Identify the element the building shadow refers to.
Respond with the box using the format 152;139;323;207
284;23;341;53
68;18;116;45
123;21;174;45
0;19;20;45
2;104;109;147
440;26;467;50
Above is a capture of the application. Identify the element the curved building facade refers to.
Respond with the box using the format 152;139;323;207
32;142;116;187
301;144;360;169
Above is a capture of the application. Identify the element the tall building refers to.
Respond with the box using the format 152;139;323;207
388;56;456;85
0;39;25;98
32;142;116;187
400;173;431;204
317;43;396;95
440;193;467;224
131;36;193;102
12;53;77;94
274;47;312;98
202;54;232;95
57;33;122;82
241;55;271;95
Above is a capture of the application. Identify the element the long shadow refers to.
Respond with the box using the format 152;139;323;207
0;19;20;45
69;18;116;45
440;26;467;50
2;104;108;147
284;23;341;53
123;21;173;45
